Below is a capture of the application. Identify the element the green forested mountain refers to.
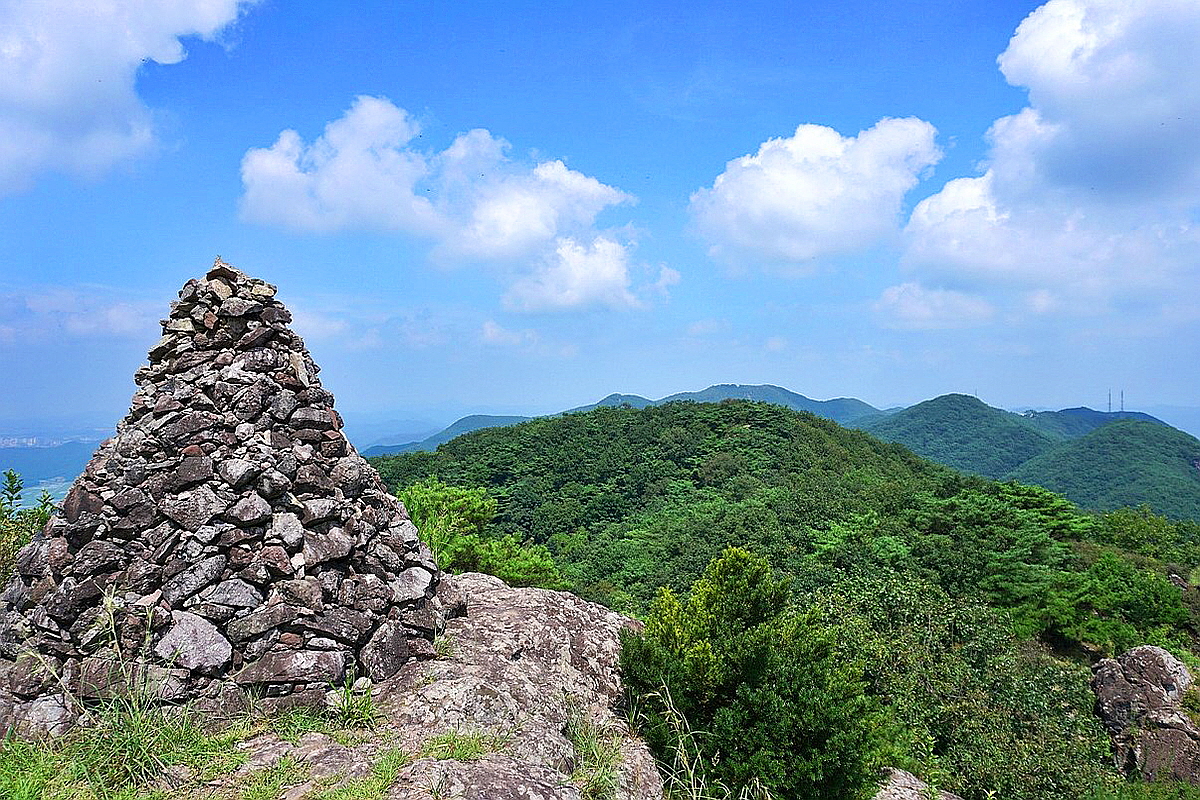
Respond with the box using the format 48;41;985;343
856;393;1058;478
565;392;655;412
372;399;1200;800
1007;420;1200;519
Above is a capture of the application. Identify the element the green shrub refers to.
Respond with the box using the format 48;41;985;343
621;548;887;800
811;575;1113;800
0;470;54;582
398;477;565;589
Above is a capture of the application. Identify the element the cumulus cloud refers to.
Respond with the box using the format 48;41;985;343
690;117;941;267
903;0;1200;315
503;236;642;312
449;158;633;259
0;0;254;194
874;283;995;330
240;98;633;248
240;97;438;233
241;96;652;311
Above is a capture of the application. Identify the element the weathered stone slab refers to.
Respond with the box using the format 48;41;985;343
153;611;232;675
234;649;346;685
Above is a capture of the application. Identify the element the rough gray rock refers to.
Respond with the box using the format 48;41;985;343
204;572;663;800
1092;645;1200;783
873;768;964;800
152;611;232;675
0;258;443;736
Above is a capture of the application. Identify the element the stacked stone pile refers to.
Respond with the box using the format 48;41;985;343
0;258;445;737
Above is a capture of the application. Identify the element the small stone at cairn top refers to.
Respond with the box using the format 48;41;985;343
0;258;444;738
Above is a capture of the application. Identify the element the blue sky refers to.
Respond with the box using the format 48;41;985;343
2;0;1198;442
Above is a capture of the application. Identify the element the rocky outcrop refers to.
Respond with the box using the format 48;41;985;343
1092;645;1200;783
873;769;964;800
207;573;664;800
0;259;442;737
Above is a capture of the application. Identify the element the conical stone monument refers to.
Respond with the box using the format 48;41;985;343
0;259;445;737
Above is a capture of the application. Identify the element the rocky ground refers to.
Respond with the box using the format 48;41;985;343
184;572;663;800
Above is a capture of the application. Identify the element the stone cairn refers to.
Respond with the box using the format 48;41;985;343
0;259;444;737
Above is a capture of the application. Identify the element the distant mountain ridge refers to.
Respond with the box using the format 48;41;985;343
360;415;532;457
364;384;886;458
1008;420;1200;520
855;394;1058;478
568;383;880;425
854;393;1198;518
8;384;1196;519
1019;407;1162;439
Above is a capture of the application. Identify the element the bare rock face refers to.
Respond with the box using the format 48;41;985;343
210;573;663;800
873;769;964;800
0;258;442;737
1092;645;1200;783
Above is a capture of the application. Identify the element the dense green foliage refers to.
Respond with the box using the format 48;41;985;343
376;400;947;608
857;393;1058;478
0;469;53;581
373;401;1198;656
397;477;564;589
621;549;889;800
373;400;1200;798
1008;421;1200;520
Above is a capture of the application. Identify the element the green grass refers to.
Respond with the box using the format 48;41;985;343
433;634;457;659
315;748;412;800
564;710;622;800
238;755;306;800
328;679;378;729
0;672;387;800
418;729;508;761
0;696;247;800
267;706;333;744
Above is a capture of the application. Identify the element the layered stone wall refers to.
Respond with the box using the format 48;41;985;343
0;259;444;736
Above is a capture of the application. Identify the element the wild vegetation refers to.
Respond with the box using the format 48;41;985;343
0;469;54;581
373;399;1200;799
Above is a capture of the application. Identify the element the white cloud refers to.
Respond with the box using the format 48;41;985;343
240;96;438;233
241;96;651;311
874;283;995;330
903;0;1200;315
450;159;633;259
0;0;254;194
503;236;641;312
691;117;941;267
240;98;632;249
